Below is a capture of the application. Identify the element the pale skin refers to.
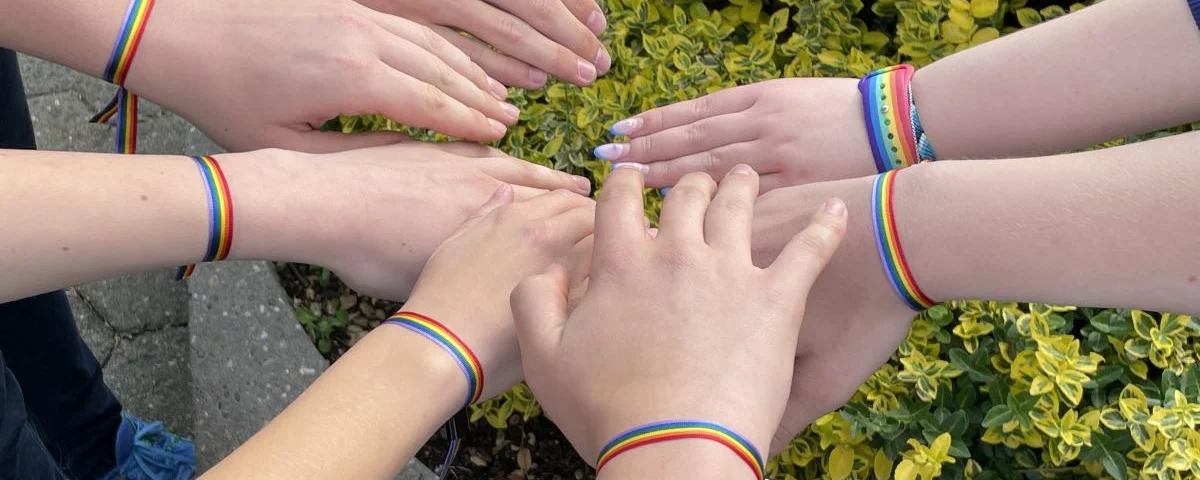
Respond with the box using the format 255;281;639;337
0;143;592;302
355;0;611;88
754;130;1200;449
595;0;1200;189
0;0;610;152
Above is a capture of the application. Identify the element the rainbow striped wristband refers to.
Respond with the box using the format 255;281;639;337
89;0;156;154
176;156;234;280
595;420;764;479
871;169;935;310
859;65;936;173
384;311;484;406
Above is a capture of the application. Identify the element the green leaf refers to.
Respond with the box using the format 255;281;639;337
740;0;762;23
927;305;953;327
317;337;331;355
1088;365;1124;389
982;405;1014;428
970;0;999;18
1102;447;1128;480
828;445;854;480
1015;8;1042;27
768;8;789;33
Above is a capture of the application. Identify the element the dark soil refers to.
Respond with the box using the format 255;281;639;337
275;263;595;479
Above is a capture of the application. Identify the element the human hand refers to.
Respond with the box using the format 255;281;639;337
593;78;877;192
399;186;595;400
748;178;918;451
233;142;592;300
130;0;520;152
356;0;610;88
511;165;847;470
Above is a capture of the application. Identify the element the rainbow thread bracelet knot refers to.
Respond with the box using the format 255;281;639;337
89;0;156;154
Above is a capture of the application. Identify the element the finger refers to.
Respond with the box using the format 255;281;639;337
459;2;597;86
482;158;592;195
704;164;759;255
511;262;571;359
369;12;504;100
641;142;767;188
769;198;848;291
564;235;593;312
656;172;718;243
594;165;648;256
432;26;533;91
280;129;411;154
594;114;755;167
610;89;756;137
518;189;594;220
376;34;519;126
435;142;506;158
484;0;608;77
369;64;507;142
463;183;516;228
561;0;607;35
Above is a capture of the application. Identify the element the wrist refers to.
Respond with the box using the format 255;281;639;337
596;437;760;480
217;148;326;265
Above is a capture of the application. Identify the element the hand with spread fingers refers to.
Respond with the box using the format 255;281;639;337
511;165;847;478
356;0;611;89
593;78;877;192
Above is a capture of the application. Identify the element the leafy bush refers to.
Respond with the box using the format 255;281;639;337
334;0;1200;478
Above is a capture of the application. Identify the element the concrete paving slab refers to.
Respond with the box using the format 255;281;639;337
76;269;189;333
103;326;194;438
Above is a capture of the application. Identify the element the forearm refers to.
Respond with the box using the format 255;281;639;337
913;0;1200;159
0;149;312;301
200;326;465;479
900;131;1200;313
0;0;130;77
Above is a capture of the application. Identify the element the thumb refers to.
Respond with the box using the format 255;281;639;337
768;198;848;297
511;263;571;360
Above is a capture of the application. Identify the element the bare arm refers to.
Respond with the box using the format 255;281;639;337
913;0;1200;158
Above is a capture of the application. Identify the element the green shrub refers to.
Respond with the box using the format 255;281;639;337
334;1;1200;478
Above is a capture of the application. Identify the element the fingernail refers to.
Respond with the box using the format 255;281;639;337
728;164;754;177
593;143;629;160
659;187;670;196
609;118;642;136
647;227;659;238
573;176;592;193
578;59;597;83
587;11;607;34
595;48;612;75
528;69;548;88
488;118;507;135
500;102;520;120
487;76;508;100
824;198;846;217
613;162;648;174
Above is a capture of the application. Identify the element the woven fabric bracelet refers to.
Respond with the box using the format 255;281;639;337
908;83;938;161
595;420;764;479
859;65;929;173
871;169;935;310
176;156;234;280
1190;0;1200;29
89;0;156;154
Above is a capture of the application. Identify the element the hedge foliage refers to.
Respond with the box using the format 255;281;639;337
334;0;1200;479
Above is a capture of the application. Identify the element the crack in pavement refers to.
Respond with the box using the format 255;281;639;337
71;288;118;368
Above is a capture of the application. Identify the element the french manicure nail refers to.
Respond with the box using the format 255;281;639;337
587;11;607;35
593;143;629;160
500;102;520;120
577;59;597;83
486;76;508;100
613;162;648;174
609;118;642;136
595;48;612;75
728;164;754;176
659;187;671;196
528;69;548;88
824;198;847;216
573;176;592;193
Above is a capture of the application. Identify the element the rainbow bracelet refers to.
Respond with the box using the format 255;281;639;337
595;420;764;479
383;311;484;406
871;169;935;310
176;156;234;280
89;0;156;154
859;65;937;173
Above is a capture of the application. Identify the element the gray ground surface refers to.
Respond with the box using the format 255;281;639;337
18;54;433;479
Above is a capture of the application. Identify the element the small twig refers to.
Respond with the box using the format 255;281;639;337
288;262;311;288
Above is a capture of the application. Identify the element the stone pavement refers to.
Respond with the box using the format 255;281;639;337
18;54;433;479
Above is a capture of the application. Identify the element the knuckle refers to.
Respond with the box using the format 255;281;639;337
521;219;553;246
669;184;710;203
418;25;446;52
631;135;653;156
496;16;526;43
420;83;450;112
684;121;710;145
711;194;751;215
794;226;834;255
690;95;714;119
658;245;702;272
332;53;375;79
527;0;554;19
334;11;374;34
434;62;458;88
596;245;638;275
